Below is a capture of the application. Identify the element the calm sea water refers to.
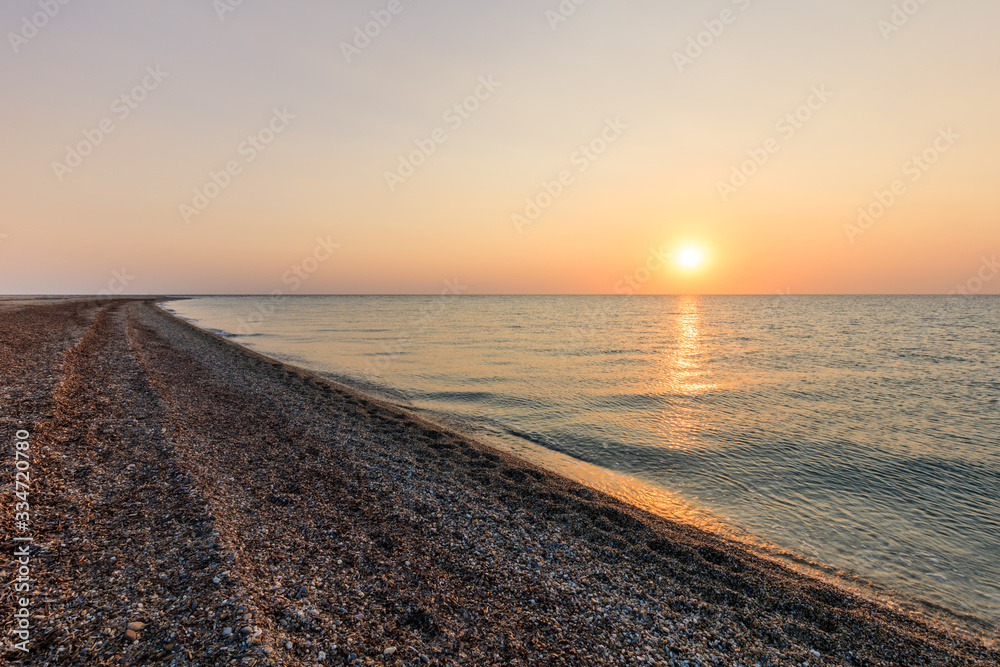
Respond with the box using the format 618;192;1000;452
164;295;1000;636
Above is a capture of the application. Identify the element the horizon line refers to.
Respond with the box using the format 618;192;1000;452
2;293;994;299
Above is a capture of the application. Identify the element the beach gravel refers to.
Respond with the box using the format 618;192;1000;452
0;298;996;666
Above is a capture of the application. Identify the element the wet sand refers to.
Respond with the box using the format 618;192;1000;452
1;298;996;666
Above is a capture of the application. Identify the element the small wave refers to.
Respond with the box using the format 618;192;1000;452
503;426;551;448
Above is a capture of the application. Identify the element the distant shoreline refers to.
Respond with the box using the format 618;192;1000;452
1;297;996;666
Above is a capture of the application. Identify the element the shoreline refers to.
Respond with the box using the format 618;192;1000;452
1;297;997;665
161;297;999;645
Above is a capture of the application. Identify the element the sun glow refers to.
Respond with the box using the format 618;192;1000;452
675;245;706;271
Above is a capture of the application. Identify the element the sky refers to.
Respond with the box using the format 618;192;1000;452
1;0;998;295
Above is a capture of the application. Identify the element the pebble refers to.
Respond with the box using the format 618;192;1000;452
126;621;146;631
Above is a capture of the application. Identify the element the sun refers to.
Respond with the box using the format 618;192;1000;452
675;245;706;271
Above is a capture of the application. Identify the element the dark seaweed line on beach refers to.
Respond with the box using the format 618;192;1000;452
0;298;996;666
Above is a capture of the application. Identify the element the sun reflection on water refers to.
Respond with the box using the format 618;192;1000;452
650;297;720;451
664;296;717;395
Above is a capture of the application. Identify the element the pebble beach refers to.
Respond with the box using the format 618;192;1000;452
1;297;997;666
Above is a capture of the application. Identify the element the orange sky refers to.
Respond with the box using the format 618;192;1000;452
1;1;997;294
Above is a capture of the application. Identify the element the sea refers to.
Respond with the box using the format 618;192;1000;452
163;295;1000;639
